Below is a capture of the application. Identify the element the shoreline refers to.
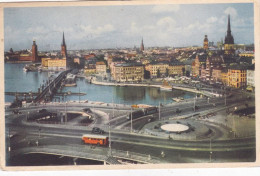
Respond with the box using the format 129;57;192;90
90;79;217;97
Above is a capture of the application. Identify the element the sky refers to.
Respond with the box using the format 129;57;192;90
4;3;254;51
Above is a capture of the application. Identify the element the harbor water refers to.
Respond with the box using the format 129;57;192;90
4;63;195;105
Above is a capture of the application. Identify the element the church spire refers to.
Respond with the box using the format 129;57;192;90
227;14;231;33
224;14;234;44
140;37;144;52
62;31;66;46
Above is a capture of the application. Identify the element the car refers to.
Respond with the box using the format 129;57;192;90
38;109;47;113
13;110;21;114
91;127;105;134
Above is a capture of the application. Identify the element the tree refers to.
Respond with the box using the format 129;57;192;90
186;70;190;77
165;68;169;77
182;67;185;76
144;70;151;79
157;69;161;78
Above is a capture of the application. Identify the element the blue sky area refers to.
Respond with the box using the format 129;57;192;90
4;3;254;51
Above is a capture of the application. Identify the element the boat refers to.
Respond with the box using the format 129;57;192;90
172;97;184;102
23;67;28;72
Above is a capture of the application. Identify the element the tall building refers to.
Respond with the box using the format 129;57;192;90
224;15;235;55
32;40;39;62
61;32;67;58
203;35;209;50
140;38;144;52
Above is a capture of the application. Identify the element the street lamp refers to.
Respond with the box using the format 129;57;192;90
130;107;133;133
209;138;212;162
159;101;161;120
65;101;67;123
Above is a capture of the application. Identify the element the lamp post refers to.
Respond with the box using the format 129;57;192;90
78;87;80;103
65;101;67;123
209;138;212;162
159;101;161;121
193;97;196;111
130;107;133;133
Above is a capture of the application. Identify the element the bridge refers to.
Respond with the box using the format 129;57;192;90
33;70;71;103
10;145;164;165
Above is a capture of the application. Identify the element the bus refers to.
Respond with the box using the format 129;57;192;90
82;134;109;146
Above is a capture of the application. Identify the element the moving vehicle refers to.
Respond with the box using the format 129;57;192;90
82;134;109;146
91;127;105;134
127;107;158;120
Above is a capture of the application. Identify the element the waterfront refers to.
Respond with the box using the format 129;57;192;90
5;63;195;105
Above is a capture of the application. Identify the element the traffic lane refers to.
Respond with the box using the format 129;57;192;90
11;133;254;163
9;126;255;152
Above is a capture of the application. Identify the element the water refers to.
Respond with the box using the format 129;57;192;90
4;63;195;105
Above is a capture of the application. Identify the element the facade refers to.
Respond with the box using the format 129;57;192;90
247;69;255;88
145;62;169;78
41;58;67;70
114;63;144;82
96;61;107;74
191;55;207;77
168;63;185;76
73;58;80;64
224;15;235;55
227;66;247;88
32;40;39;62
203;35;209;50
84;65;96;75
212;68;222;82
221;70;228;86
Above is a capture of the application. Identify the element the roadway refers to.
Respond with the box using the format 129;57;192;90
5;88;256;164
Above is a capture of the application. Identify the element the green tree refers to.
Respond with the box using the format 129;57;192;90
157;69;161;78
182;67;185;76
144;69;151;79
165;68;169;77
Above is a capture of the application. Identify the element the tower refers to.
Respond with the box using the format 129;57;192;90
224;15;235;55
61;32;67;58
140;38;144;52
203;35;209;50
32;40;38;62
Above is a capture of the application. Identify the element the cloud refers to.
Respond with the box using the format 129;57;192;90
224;7;238;18
26;26;47;34
157;17;176;27
79;24;115;36
152;5;180;13
207;17;218;23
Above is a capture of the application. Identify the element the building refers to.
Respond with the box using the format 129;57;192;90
114;63;144;82
32;40;39;62
84;65;96;75
41;57;66;70
168;62;185;76
140;38;144;52
145;61;169;78
224;15;235;55
212;68;222;83
10;40;40;62
61;32;67;58
221;69;228;86
96;61;107;74
247;66;255;91
203;35;209;50
227;65;247;88
191;54;207;77
73;58;80;64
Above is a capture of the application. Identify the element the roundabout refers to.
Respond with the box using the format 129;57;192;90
161;123;189;133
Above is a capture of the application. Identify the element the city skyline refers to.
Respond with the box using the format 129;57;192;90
4;3;254;51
